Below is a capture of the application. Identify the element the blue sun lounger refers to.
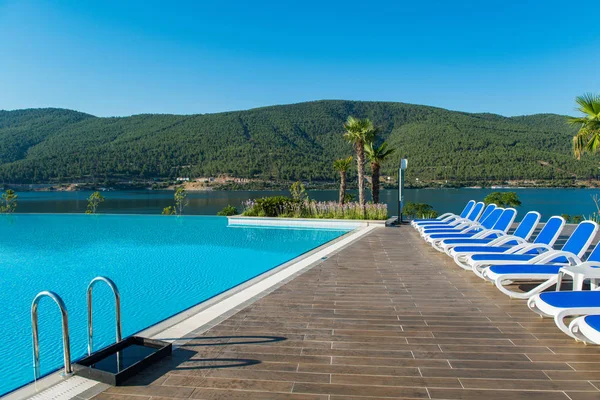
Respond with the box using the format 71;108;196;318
483;224;600;299
529;284;600;342
422;206;502;243
451;216;565;271
430;208;518;251
411;200;475;228
420;203;495;238
416;202;487;233
469;220;598;279
439;211;540;255
569;315;600;344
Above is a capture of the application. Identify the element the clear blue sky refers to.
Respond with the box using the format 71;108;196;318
0;0;598;117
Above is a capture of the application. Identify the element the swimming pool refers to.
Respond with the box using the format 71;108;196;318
0;214;351;396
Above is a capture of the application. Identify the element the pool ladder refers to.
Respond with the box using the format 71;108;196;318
30;276;122;380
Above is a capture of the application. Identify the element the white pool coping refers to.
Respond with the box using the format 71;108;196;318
227;216;386;229
6;222;380;400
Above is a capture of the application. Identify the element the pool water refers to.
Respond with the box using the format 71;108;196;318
0;214;350;395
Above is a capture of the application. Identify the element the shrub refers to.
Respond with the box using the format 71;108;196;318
344;193;356;203
403;202;437;219
242;196;298;217
483;191;521;207
241;197;387;220
0;189;17;213
162;206;176;215
217;205;238;216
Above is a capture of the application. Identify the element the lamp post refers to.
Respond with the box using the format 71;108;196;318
398;159;408;223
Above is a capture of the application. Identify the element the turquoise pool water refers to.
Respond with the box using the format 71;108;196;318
0;214;350;395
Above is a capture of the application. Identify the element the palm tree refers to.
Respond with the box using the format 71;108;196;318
343;117;378;211
569;93;600;160
365;142;395;204
333;156;353;205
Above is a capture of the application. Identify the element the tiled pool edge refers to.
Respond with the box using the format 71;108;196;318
7;223;380;400
147;223;379;344
227;216;386;229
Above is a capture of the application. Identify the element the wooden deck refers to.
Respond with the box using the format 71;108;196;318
93;227;600;400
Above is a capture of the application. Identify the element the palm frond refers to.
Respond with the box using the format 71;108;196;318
575;93;600;117
343;116;378;145
567;116;590;126
365;141;396;163
585;131;600;153
569;93;600;159
333;156;353;172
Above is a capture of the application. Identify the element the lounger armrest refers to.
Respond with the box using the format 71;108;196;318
555;308;600;339
453;217;472;225
527;250;581;265
488;235;525;246
473;229;504;239
513;243;552;255
459;226;483;234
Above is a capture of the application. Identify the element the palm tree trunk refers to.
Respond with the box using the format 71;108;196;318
371;162;380;204
355;141;366;215
339;171;347;205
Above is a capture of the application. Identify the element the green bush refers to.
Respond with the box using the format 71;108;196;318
241;197;388;220
242;196;299;217
162;206;176;215
483;191;521;207
0;189;17;213
403;202;438;219
217;205;238;216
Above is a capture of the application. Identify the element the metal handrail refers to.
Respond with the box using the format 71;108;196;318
31;291;72;379
87;276;122;355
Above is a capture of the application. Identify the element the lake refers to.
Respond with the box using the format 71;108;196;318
10;188;599;221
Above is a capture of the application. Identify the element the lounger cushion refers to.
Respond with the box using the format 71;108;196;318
487;265;562;275
470;254;535;262
443;238;494;245
452;246;510;253
423;228;465;234
538;291;600;308
584;315;600;331
428;233;479;239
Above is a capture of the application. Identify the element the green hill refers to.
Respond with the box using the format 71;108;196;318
0;100;596;185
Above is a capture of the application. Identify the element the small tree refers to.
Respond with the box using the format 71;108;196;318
174;187;188;215
0;189;18;213
333;156;353;205
85;191;105;214
365;142;395;204
290;181;308;201
343;116;378;212
483;191;521;207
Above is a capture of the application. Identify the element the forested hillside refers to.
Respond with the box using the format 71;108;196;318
0;100;596;185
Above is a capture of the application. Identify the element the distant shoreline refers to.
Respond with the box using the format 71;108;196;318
2;179;599;192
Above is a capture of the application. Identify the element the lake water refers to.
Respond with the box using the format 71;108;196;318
10;188;599;221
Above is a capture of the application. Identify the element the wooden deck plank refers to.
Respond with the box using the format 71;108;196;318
92;227;600;399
